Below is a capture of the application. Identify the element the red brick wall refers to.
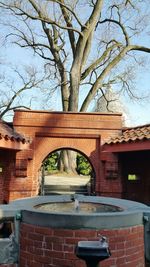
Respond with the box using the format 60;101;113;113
0;150;16;203
98;152;122;198
10;110;123;199
0;172;4;203
20;223;145;267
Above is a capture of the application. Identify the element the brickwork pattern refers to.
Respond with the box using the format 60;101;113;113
0;150;17;203
20;223;145;267
11;110;123;200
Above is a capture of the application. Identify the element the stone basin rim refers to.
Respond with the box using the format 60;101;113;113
7;195;149;229
10;194;148;213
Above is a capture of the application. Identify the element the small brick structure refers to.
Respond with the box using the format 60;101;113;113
0;110;150;204
7;110;123;201
0;120;30;203
103;125;150;204
20;223;145;267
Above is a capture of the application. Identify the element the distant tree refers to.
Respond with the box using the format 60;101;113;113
76;154;92;176
44;150;92;176
44;152;59;172
0;64;48;120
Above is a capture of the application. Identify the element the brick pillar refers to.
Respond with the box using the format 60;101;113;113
100;152;123;198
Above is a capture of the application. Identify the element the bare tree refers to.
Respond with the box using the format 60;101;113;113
0;0;150;173
0;0;150;113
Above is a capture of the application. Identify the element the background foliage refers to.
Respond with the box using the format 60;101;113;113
44;151;92;176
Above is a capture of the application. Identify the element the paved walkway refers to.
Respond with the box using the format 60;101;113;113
44;174;90;186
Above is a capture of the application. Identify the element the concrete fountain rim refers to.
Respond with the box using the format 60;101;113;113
5;194;149;229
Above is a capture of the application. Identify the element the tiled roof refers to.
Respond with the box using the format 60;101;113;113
106;124;150;144
0;120;29;143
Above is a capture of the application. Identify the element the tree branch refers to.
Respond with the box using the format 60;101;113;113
27;0;83;36
0;66;47;119
99;19;129;46
58;0;76;58
80;44;150;111
81;42;121;81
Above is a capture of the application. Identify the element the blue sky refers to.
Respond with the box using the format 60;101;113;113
122;69;150;127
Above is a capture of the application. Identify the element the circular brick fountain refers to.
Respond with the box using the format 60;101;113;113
11;195;148;267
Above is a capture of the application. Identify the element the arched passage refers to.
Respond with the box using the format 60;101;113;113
38;147;96;196
33;134;100;194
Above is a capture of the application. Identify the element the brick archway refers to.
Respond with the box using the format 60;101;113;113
11;110;122;199
39;146;96;194
34;134;100;175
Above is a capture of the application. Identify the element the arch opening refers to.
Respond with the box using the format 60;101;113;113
38;148;96;196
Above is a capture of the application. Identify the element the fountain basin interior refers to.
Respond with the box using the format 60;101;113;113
35;200;123;213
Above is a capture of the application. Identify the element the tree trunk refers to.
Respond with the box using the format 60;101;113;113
58;150;77;174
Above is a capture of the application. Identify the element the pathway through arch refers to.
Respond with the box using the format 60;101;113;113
42;172;91;195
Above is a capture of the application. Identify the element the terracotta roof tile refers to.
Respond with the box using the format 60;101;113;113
0;120;29;144
106;124;150;144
